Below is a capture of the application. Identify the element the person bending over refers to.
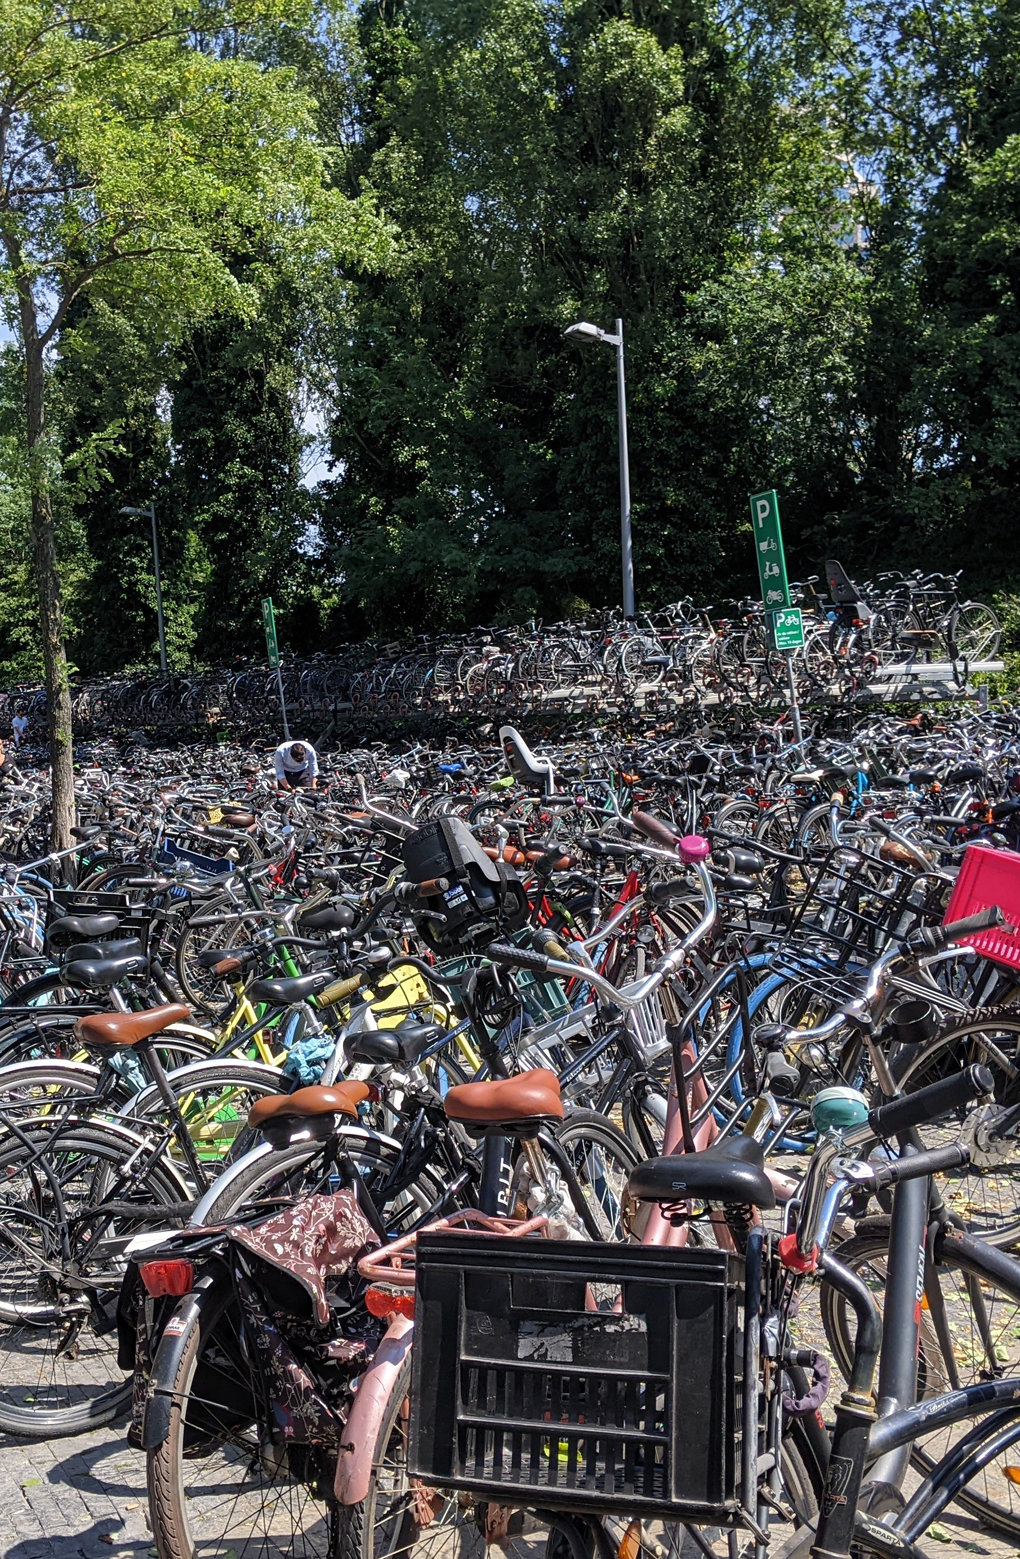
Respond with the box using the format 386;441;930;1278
274;739;319;792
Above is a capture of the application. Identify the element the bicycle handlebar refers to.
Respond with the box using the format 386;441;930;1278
631;810;681;851
864;1142;971;1191
900;905;1005;957
869;1063;994;1139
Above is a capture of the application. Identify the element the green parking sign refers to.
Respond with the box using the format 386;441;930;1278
769;606;805;651
261;597;280;669
749;490;791;611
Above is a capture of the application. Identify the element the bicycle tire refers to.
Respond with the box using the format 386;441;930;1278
196;1131;458;1234
148;1277;341;1559
553;1108;641;1240
892;1008;1020;1246
819;1226;1020;1536
0;1118;189;1436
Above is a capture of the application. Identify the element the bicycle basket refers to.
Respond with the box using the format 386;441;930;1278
408;1233;747;1521
781;844;940;965
943;843;1020;969
156;837;235;878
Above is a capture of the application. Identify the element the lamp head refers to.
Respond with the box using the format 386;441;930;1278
564;321;604;344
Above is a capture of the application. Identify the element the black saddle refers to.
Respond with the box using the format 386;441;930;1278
298;905;357;933
62;951;150;991
626;1135;775;1209
64;937;145;964
47;913;122;948
346;1018;444;1067
248;970;337;1006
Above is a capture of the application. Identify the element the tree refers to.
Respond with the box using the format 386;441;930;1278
312;0;854;628
0;0;383;845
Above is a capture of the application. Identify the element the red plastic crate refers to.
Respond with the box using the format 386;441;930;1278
943;844;1020;969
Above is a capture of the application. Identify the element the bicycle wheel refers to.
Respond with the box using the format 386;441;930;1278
197;1132;459;1235
174;908;251;1015
892;1009;1020;1245
819;1227;1020;1536
148;1277;341;1559
553;1109;640;1240
339;1355;540;1559
128;1058;289;1173
948;602;1002;662
0;1119;190;1436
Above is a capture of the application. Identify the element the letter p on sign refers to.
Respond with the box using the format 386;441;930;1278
756;498;770;524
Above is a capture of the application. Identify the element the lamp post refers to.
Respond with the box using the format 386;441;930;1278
120;502;167;673
564;318;635;620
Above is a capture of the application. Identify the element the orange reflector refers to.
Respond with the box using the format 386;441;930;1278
365;1285;415;1319
617;1519;641;1559
921;1294;930;1311
139;1258;194;1298
1005;1467;1020;1486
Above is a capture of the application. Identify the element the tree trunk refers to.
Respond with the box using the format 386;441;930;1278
19;283;76;854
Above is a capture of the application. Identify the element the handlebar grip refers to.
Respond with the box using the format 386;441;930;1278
631;810;681;851
486;942;552;974
533;930;571;961
869;1063;994;1139
902;905;1006;957
316;973;369;1008
872;1143;971;1190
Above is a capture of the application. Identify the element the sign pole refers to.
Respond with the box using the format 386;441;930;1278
261;597;290;740
784;650;803;743
748;489;804;744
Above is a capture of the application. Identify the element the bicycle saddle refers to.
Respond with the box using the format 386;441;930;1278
73;1002;191;1047
47;912;122;946
63;950;150;990
63;936;145;964
346;1018;445;1068
298;904;357;932
247;970;339;1006
444;1068;563;1134
626;1136;776;1209
247;1081;371;1128
194;946;258;976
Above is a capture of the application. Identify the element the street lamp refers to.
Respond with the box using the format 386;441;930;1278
564;318;635;619
120;501;168;673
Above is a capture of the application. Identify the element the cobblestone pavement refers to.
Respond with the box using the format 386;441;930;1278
1;1416;1018;1559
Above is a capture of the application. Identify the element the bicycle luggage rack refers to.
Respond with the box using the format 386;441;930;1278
408;1231;765;1526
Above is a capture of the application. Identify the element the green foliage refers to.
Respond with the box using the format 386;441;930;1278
312;0;861;630
5;0;1020;674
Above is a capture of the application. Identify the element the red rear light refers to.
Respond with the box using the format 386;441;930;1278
365;1284;415;1319
139;1258;194;1298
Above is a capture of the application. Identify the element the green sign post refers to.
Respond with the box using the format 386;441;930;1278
748;490;802;742
261;597;290;739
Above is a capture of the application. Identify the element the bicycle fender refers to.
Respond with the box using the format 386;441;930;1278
334;1314;414;1505
141;1274;222;1449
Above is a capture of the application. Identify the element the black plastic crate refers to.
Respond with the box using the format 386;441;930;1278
409;1234;744;1520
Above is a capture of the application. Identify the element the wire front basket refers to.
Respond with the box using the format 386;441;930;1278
778;845;943;967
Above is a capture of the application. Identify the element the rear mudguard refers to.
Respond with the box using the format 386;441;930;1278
141;1271;225;1449
334;1314;414;1505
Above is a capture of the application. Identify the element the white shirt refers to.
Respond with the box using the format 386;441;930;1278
12;716;27;739
273;741;318;781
